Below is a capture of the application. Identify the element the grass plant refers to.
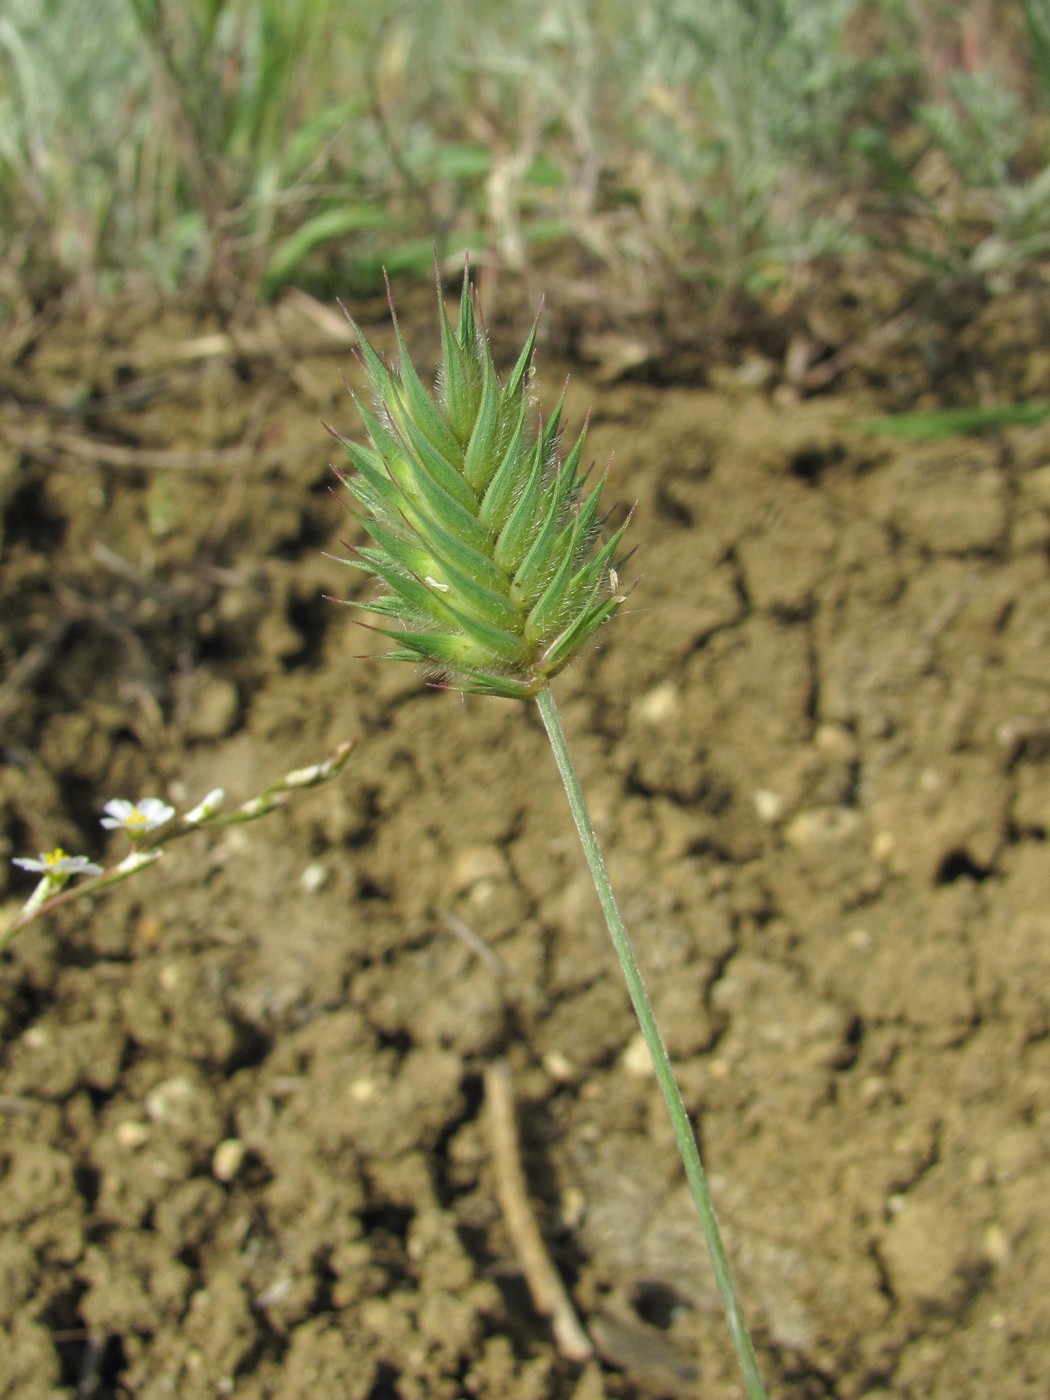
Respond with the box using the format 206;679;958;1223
3;0;1048;306
334;266;769;1399
629;0;868;278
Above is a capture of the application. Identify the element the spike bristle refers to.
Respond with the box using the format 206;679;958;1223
336;267;630;698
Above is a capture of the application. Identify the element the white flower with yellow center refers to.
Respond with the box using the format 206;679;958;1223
12;849;103;876
100;797;175;837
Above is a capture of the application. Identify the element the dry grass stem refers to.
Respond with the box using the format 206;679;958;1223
484;1060;594;1364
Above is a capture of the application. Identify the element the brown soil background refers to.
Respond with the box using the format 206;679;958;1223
1;280;1049;1399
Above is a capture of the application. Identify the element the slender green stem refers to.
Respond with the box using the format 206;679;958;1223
535;685;768;1400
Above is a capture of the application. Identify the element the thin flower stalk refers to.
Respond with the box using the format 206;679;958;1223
336;267;768;1399
536;685;767;1399
2;740;354;950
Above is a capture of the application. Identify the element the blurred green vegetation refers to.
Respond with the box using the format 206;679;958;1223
858;402;1050;440
0;0;1046;307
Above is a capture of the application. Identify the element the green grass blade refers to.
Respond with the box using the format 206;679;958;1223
391;318;465;466
494;437;544;572
478;403;529;533
856;403;1050;441
462;339;502;493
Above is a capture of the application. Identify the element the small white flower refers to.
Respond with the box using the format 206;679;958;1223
12;849;103;877
183;788;225;824
101;797;175;836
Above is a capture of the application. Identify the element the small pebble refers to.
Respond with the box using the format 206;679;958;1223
299;861;329;894
158;963;180;991
145;1074;195;1123
983;1224;1011;1266
871;831;895;862
543;1050;575;1082
115;1120;152;1148
636;682;682;725
753;788;784;823
560;1186;586;1229
451;845;507;893
256;1276;295;1308
786;806;861;846
622;1032;654;1078
212;1138;246;1182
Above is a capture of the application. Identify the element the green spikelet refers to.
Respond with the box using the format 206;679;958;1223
335;267;631;699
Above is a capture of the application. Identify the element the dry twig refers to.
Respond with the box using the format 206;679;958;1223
484;1060;593;1364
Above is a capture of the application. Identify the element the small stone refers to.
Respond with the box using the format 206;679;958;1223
871;831;895;863
212;1138;245;1183
753;788;784;823
622;1032;654;1078
256;1276;295;1308
983;1224;1011;1266
785;806;861;846
158;963;180;991
451;845;508;893
560;1186;586;1229
543;1050;575;1082
636;682;682;725
299;861;329;894
145;1074;196;1124
115;1120;152;1149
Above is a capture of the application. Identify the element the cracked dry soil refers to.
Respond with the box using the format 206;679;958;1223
1;291;1049;1399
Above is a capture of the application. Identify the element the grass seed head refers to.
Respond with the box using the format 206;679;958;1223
335;266;631;698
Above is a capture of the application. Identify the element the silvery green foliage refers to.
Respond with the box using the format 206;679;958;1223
627;0;867;259
920;71;1024;189
334;270;630;699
